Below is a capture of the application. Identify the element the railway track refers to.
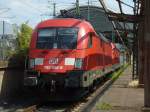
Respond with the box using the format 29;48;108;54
16;78;111;112
14;65;127;112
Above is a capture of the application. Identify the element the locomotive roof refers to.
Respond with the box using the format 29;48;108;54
36;18;112;43
36;18;87;28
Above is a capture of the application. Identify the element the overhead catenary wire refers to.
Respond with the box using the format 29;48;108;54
16;0;45;14
0;8;10;15
0;7;15;20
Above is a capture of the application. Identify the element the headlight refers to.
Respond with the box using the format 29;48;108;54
29;59;35;68
35;58;44;65
29;58;44;68
74;58;83;69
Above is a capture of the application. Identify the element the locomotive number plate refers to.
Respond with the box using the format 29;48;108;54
44;66;63;70
49;58;59;64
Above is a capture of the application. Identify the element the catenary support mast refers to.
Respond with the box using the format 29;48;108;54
144;0;150;107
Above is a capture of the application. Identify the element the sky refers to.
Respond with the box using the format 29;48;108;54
0;0;134;28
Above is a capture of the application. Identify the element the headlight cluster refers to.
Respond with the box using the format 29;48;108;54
74;58;83;69
28;58;83;69
29;58;44;68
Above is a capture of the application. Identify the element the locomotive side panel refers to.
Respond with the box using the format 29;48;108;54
79;33;104;87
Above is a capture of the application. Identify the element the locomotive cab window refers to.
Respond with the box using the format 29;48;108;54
58;28;78;49
88;33;93;48
36;28;78;49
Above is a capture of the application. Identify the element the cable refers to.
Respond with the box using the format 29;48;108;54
0;8;10;15
0;16;15;19
16;0;44;14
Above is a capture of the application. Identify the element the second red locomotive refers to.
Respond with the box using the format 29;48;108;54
24;18;120;89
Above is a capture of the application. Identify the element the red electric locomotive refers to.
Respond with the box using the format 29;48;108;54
24;18;120;89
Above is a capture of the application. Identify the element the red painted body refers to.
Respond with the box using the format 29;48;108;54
29;18;119;72
25;18;120;88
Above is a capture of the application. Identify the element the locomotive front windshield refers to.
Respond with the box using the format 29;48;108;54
37;28;78;49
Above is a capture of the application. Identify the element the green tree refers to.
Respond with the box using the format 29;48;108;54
17;23;32;54
15;23;33;65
